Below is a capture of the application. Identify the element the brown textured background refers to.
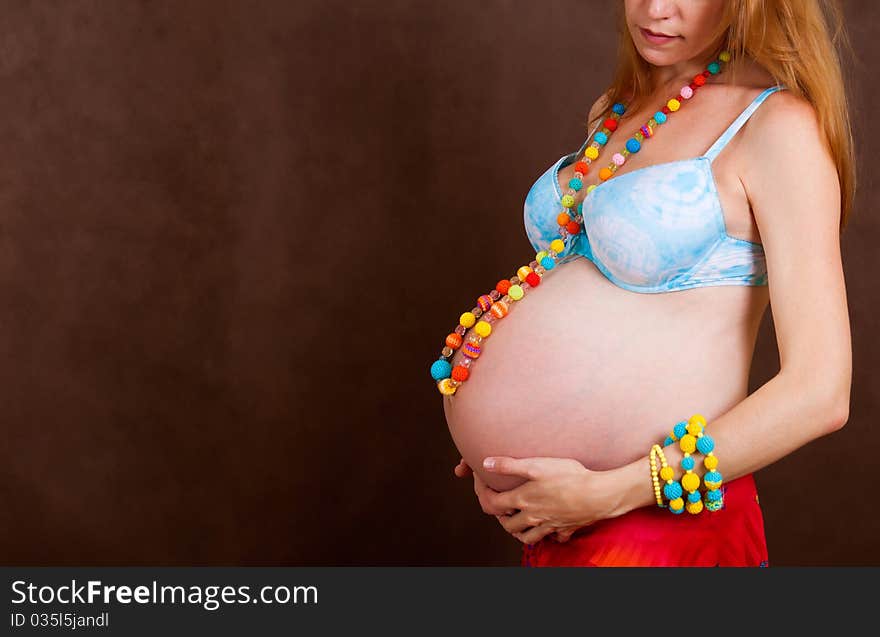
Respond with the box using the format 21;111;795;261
0;0;875;565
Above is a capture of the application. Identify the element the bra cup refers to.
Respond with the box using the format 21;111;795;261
523;156;570;254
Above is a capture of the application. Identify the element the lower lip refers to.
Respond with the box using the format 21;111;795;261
640;27;679;44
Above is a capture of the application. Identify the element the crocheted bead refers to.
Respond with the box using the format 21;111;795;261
540;256;555;270
704;455;719;470
719;51;731;62
667;98;681;111
550;239;565;253
586;184;597;194
561;194;576;209
681;472;700;492
599;167;613;181
445;333;462;350
451;365;469;381
704;470;723;489
490;301;508;318
689;413;707;427
680;85;694;99
462;342;482;359
603;117;618;131
574;161;590;173
437;378;457;395
474;321;491;338
697;434;715;454
693;74;706;87
477;295;493;312
612;102;626;114
686;420;704;436
508;285;524;301
535;250;548;262
431;359;452;380
654;111;667;124
566;221;580;234
708;61;720;74
557;213;570;227
659;466;674;481
525;272;541;287
626;138;641;153
568;177;583;191
459;312;476;328
663;436;674;447
686;499;704;514
706;499;723;512
679;434;696;454
495;279;511;295
668;497;684;512
688;491;702;503
672;421;687;439
681;455;695;471
517;266;533;281
663;481;683;500
585;146;600;160
706;489;722;502
640;125;653;138
612;153;625;166
594;132;608;145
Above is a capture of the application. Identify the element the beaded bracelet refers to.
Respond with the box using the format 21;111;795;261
667;413;724;511
649;444;668;508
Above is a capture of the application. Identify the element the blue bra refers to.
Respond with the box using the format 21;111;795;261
523;84;786;293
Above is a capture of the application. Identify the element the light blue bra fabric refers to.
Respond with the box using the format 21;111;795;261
523;84;786;293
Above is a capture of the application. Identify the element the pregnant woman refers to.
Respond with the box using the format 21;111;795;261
438;0;854;566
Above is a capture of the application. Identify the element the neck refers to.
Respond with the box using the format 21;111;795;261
648;45;723;95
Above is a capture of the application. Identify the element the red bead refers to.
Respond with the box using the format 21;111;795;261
604;118;618;131
574;161;590;174
661;106;670;114
566;221;580;234
702;70;711;77
693;74;706;86
689;83;698;90
525;272;541;287
496;279;511;295
451;365;469;381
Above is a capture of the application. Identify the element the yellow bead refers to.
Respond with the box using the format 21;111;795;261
535;250;548;263
686;499;704;514
686;420;704;436
667;98;681;112
508;284;524;301
719;51;731;62
474;321;491;338
517;266;533;282
585;146;599;160
561;194;576;209
688;413;707;428
550;239;565;254
669;498;684;511
459;312;476;328
659;466;674;481
679;434;696;454
682;472;700;492
437;378;457;395
704;455;719;471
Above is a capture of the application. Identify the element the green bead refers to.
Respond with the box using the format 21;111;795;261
708;62;720;74
561;194;576;208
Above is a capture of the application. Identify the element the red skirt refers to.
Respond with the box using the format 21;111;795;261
521;473;769;567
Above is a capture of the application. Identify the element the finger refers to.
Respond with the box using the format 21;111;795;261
496;510;542;535
482;456;544;480
453;459;472;478
482;487;522;513
514;524;556;545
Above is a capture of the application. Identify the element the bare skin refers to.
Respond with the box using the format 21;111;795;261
445;0;851;546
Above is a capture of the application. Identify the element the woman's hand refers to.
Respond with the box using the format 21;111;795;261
479;456;627;545
452;457;516;516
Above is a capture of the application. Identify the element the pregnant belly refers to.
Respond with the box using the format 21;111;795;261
442;256;761;492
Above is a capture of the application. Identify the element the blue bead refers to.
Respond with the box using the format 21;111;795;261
681;456;695;471
706;489;722;502
540;256;555;270
673;421;687;438
708;62;720;74
568;177;583;191
688;491;702;503
625;138;641;153
697;434;715;454
663;481;682;500
595;131;608;145
663;436;674;447
705;470;723;484
430;359;452;381
612;102;626;115
654;111;667;124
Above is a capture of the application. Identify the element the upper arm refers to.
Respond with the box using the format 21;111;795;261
742;91;852;414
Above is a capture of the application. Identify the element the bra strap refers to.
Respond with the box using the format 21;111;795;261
704;84;787;163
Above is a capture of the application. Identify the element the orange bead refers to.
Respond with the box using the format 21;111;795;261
557;212;570;226
599;167;613;181
490;301;509;318
445;333;462;350
566;221;580;234
451;365;469;381
574;161;590;174
496;280;511;295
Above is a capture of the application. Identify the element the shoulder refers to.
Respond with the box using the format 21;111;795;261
587;90;612;124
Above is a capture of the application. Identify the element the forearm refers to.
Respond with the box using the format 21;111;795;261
612;370;849;517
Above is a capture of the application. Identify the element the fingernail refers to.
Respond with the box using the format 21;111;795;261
483;458;495;469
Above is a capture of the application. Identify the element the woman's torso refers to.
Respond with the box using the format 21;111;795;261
443;69;780;492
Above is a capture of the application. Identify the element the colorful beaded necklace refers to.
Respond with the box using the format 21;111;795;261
431;52;732;396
